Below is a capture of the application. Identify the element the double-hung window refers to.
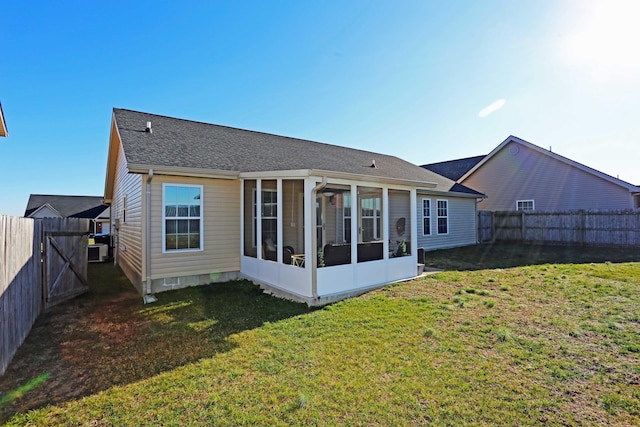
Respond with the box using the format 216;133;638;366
343;193;352;243
261;189;278;245
422;199;431;236
516;200;535;211
361;196;381;241
163;184;203;252
437;199;449;235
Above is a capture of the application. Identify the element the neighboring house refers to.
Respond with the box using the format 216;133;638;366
104;108;484;305
0;102;8;137
422;135;640;212
24;194;111;234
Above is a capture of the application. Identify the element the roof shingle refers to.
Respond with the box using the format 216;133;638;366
114;108;480;195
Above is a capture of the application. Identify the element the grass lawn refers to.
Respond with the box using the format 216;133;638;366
1;244;639;425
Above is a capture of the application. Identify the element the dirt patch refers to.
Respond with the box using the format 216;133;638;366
0;266;145;423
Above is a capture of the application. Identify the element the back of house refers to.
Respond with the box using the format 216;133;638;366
104;108;484;304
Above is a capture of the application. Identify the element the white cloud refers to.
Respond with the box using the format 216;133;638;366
478;99;506;118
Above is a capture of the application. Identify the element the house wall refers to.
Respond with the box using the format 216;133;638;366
148;175;241;293
111;144;142;293
29;206;61;218
417;195;477;251
111;141;144;293
463;141;633;211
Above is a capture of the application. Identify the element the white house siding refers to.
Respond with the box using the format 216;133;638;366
463;141;634;211
112;141;144;293
29;206;61;218
417;195;477;251
148;175;240;293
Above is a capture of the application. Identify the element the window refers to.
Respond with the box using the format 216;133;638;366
422;199;431;236
261;188;278;245
163;184;203;252
343;193;351;243
122;195;127;223
516;200;535;211
437;199;448;235
361;196;381;241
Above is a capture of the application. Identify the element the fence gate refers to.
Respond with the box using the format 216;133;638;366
42;218;89;309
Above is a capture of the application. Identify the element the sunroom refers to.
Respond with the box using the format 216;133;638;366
240;172;432;305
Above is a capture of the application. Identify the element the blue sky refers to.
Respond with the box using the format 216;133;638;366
2;0;639;216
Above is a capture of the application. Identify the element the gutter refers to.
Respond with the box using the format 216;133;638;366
144;169;157;303
310;176;328;300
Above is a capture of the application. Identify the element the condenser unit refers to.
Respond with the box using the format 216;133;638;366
88;243;108;262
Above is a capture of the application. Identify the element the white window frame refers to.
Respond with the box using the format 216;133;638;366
436;199;449;235
122;194;128;224
252;188;278;247
422;198;431;236
516;200;535;211
162;183;204;253
360;196;381;241
343;193;352;243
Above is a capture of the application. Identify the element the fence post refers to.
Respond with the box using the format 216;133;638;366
521;211;526;243
491;211;496;243
580;210;586;246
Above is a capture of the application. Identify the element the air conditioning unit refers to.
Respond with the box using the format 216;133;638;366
88;243;108;262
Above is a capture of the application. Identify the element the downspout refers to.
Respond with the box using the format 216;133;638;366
145;169;155;302
310;176;328;300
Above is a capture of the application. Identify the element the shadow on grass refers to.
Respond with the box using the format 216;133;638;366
0;263;315;423
424;242;640;271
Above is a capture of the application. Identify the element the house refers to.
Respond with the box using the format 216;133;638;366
24;194;111;235
104;108;483;305
422;135;640;212
0;102;8;137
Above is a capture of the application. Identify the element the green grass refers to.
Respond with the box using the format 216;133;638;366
1;244;639;426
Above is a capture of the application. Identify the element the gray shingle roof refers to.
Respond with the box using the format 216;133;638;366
114;108;479;195
421;155;486;181
25;194;108;218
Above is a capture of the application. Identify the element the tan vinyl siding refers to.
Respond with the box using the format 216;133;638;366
464;141;634;211
150;176;240;280
112;142;144;292
417;196;477;250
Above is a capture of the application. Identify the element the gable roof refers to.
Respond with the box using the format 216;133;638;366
421;155;485;181
460;135;639;193
25;194;109;218
0;102;7;137
109;108;482;196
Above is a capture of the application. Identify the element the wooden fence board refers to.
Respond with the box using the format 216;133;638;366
479;210;640;246
0;215;88;375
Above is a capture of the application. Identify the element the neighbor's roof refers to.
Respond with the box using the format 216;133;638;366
110;108;482;196
421;155;485;181
0;102;7;137
460;135;640;193
25;194;109;218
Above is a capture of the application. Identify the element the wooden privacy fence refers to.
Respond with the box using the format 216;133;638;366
478;210;640;246
0;215;89;375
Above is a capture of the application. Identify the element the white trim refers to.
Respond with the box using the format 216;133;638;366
516;199;535;211
161;183;204;253
421;198;432;236
436;199;449;235
26;203;63;218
